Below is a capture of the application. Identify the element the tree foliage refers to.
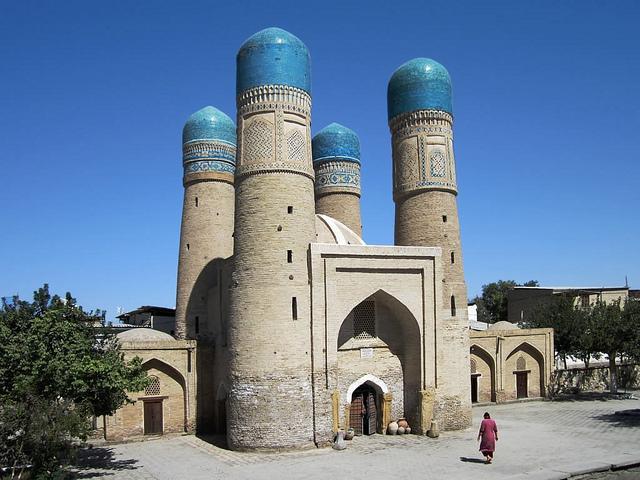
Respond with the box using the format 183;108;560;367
471;279;538;324
0;285;148;477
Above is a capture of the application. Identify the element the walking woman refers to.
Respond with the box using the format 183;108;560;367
477;412;498;464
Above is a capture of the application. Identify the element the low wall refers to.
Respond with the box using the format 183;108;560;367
550;363;640;394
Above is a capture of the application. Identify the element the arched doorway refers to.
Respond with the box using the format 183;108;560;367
506;342;545;399
469;345;496;403
350;384;378;435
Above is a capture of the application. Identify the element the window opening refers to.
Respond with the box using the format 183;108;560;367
195;316;200;335
353;301;376;339
195;197;198;207
451;251;455;264
186;243;190;251
470;358;477;374
516;356;526;371
288;206;293;214
451;295;456;317
145;376;161;396
287;250;293;263
442;215;448;222
292;297;298;320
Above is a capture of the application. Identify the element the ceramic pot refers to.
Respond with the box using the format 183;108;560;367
397;426;405;435
405;427;411;434
387;421;398;435
398;418;408;429
345;428;355;440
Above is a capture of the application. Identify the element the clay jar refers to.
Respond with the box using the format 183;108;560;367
387;421;399;435
397;418;408;429
397;426;405;434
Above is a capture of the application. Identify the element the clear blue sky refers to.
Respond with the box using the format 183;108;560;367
1;1;638;320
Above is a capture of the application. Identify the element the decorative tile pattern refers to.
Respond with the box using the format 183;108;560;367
244;119;273;163
430;151;446;177
183;140;236;177
287;129;306;163
314;160;360;191
395;140;418;185
185;160;235;174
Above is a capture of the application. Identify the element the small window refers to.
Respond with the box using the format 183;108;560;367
516;356;526;371
451;295;456;317
186;243;190;251
470;358;477;374
292;297;298;320
187;350;192;373
195;197;198;207
195;316;200;334
145;376;161;396
287;206;293;214
451;251;455;264
442;215;448;223
353;301;376;339
287;250;293;263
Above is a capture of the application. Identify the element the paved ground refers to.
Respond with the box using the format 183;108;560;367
72;395;640;480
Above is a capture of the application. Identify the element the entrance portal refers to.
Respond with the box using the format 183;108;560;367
349;384;377;435
144;400;163;435
470;374;480;403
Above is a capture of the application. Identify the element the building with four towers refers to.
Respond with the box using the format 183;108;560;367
99;27;553;449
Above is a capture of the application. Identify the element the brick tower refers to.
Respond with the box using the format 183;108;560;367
387;58;471;429
312;123;362;236
227;27;316;450
175;106;236;339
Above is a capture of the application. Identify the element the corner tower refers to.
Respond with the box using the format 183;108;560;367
175;106;236;339
228;27;316;450
312;123;362;236
387;58;471;429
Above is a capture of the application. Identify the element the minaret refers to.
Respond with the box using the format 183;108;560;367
175;107;236;340
228;28;316;450
312;123;362;236
387;58;471;429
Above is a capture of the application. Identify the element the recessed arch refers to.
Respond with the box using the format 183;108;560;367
141;357;187;432
469;343;496;403
346;374;389;403
505;341;546;398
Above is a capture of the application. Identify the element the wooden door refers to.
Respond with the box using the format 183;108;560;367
365;392;377;435
144;401;163;435
516;372;528;399
471;375;478;403
349;394;364;435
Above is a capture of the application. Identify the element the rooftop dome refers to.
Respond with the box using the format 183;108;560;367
182;106;236;145
312;123;360;165
315;214;365;246
488;321;520;331
116;328;176;343
387;58;452;120
237;27;311;95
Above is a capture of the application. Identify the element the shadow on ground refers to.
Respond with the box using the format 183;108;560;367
593;409;640;428
460;456;487;464
196;433;228;449
71;447;139;478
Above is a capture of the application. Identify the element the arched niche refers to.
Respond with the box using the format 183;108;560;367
505;342;545;399
336;289;421;429
142;358;187;432
470;344;496;403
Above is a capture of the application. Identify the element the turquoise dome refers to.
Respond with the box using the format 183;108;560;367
237;27;311;95
387;58;452;120
182;106;236;145
312;123;360;165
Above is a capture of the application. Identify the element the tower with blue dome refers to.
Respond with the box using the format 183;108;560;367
312;122;362;236
175;106;236;340
388;58;471;430
228;27;317;450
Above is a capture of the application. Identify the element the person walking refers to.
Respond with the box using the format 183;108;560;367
477;412;498;464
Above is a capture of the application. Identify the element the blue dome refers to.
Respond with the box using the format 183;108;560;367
237;27;311;95
312;123;360;165
182;106;236;145
387;58;452;120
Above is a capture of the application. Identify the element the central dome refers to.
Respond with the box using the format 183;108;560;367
237;27;311;95
387;58;452;120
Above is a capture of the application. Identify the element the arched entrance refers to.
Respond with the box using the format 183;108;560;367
470;345;496;403
350;384;378;435
506;342;546;399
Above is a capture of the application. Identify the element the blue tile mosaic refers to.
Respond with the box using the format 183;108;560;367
387;58;452;119
185;160;235;174
237;27;311;94
182;106;236;145
312;123;360;165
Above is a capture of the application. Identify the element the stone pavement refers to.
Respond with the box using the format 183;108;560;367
73;395;640;479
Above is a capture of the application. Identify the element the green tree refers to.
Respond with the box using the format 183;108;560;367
0;285;148;477
589;298;640;393
471;279;539;324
